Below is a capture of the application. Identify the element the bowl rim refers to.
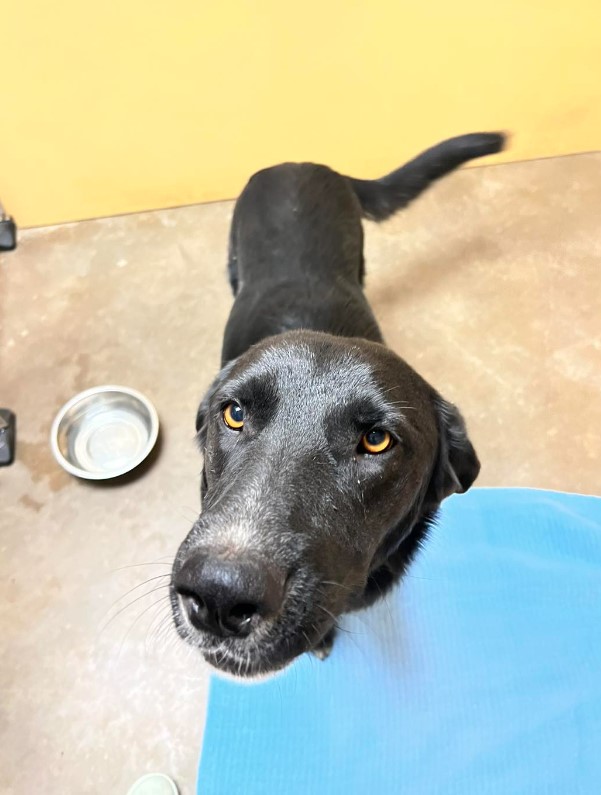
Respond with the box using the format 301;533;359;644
50;384;160;480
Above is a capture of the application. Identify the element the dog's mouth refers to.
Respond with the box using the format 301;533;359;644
200;637;303;679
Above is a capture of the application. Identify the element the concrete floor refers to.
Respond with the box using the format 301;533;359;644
1;152;600;794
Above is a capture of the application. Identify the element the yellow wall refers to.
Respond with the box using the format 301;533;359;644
2;1;600;228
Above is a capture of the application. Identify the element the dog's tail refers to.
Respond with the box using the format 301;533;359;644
347;132;506;222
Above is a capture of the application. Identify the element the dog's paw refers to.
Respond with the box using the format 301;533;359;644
311;628;336;661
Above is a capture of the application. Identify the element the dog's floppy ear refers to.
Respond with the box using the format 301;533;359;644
195;359;238;448
428;395;480;501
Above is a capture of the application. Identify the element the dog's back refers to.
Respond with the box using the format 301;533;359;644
222;132;505;363
228;162;365;292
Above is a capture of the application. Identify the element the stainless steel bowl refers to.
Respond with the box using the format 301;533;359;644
50;385;159;480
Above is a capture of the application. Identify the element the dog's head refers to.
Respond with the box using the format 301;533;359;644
171;331;479;677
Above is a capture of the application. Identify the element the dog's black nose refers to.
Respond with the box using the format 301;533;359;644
174;553;285;638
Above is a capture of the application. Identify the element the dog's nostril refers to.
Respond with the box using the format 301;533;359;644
183;593;210;631
229;602;257;621
188;594;204;613
223;601;259;632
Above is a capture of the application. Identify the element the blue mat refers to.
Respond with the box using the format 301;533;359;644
197;488;601;794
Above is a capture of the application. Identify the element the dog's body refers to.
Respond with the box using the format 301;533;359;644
171;133;505;677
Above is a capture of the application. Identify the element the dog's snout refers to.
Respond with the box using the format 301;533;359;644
174;552;285;638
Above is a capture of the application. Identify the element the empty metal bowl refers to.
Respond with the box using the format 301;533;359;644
50;385;159;480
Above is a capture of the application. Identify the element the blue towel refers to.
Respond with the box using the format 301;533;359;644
197;488;601;794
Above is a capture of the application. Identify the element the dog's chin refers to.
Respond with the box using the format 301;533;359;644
201;645;296;681
176;618;331;680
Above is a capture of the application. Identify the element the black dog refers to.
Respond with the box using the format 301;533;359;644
171;132;505;677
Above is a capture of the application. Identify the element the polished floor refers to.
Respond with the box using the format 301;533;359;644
1;152;599;794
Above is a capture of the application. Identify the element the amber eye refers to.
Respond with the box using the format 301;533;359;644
223;402;244;430
359;428;393;454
